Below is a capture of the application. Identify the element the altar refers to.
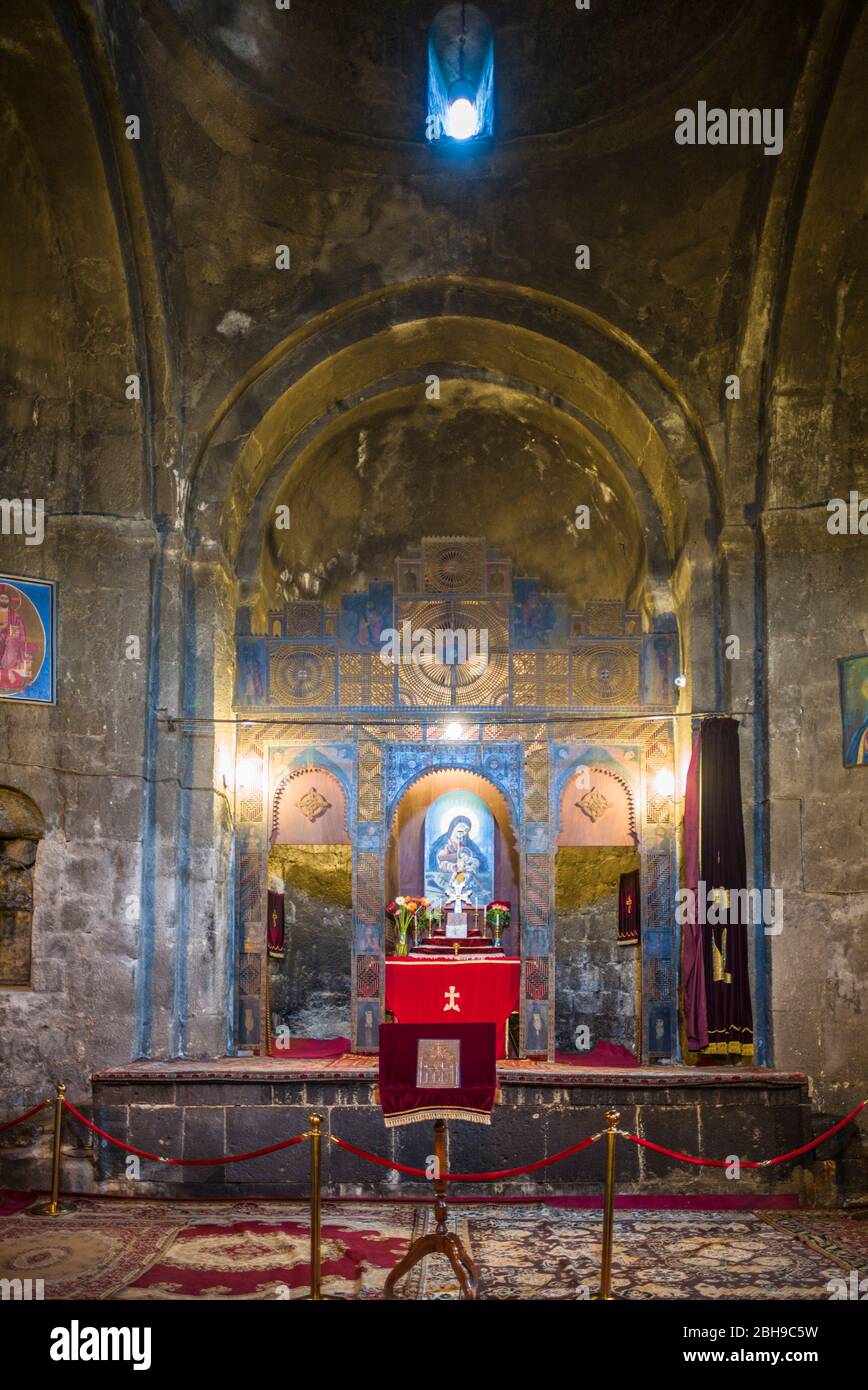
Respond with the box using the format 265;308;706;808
385;956;521;1059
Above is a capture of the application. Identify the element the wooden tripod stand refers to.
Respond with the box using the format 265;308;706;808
384;1119;478;1299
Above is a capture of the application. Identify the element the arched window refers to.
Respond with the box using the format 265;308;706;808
0;787;44;986
427;3;494;144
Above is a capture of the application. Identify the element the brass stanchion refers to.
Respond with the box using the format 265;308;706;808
592;1107;620;1300
31;1082;66;1217
302;1113;336;1300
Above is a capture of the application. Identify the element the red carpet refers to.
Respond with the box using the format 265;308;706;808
554;1041;638;1067
267;1036;351;1059
0;1189;38;1215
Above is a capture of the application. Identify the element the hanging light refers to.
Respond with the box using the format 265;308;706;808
445;721;464;739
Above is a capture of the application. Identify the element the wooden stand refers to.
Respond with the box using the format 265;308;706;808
384;1119;478;1300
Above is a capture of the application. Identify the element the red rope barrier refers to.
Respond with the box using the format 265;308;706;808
331;1131;601;1181
621;1099;866;1170
62;1100;307;1167
0;1099;50;1133
39;1091;864;1177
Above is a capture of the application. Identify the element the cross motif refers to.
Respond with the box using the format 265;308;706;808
443;985;461;1012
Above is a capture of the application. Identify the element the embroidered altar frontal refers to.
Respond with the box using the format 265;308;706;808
378;1022;498;1127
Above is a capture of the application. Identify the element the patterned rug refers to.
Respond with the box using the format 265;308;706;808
116;1207;412;1300
466;1207;868;1300
0;1218;181;1299
0;1196;864;1299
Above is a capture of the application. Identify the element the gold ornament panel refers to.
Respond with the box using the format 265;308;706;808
339;652;394;707
269;647;336;707
571;643;640;707
422;537;486;593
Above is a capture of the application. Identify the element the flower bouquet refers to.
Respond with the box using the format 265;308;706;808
386;896;429;956
485;900;511;948
416;900;441;940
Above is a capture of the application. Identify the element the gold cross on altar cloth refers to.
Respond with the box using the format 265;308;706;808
443;986;461;1012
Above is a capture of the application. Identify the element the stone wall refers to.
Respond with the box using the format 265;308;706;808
267;845;353;1040
554;847;640;1055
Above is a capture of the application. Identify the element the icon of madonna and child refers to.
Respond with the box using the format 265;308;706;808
423;792;494;910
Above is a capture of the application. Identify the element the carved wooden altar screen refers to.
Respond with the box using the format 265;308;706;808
233;538;679;1060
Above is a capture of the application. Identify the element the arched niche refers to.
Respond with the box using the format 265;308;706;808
556;763;638;849
386;768;520;953
270;765;349;847
553;749;644;1057
264;753;353;1044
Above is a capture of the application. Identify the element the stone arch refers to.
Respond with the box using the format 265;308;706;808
0;787;45;841
386;763;517;837
191;278;718;557
383;743;522;831
189;278;719;705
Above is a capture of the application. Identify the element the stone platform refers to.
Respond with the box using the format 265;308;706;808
88;1059;815;1200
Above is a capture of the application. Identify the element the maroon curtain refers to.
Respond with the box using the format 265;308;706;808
682;731;708;1051
699;718;753;1058
617;869;640;946
267;890;285;959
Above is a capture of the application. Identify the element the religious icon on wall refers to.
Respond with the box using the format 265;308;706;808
511;578;568;649
838;654;868;766
340;582;394;653
0;576;55;704
354;920;383;953
424;789;494;906
356;1001;379;1050
234;638;268;706
525;1001;549;1055
641;632;678;706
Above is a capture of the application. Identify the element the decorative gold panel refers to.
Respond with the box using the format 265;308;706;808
585;600;625;636
452;600;509;649
339;652;393;707
511;651;569;706
422;537;486;593
269;647;336;707
355;851;384;925
571;643;640;707
454;650;509;707
283;602;323;637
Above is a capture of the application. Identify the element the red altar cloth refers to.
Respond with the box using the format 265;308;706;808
378;1022;498;1127
385;957;520;1059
